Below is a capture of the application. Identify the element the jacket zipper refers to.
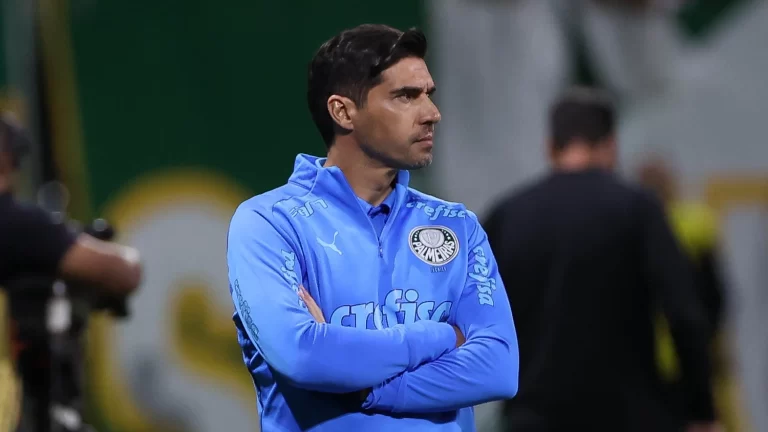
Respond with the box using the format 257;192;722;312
378;196;401;258
339;180;399;259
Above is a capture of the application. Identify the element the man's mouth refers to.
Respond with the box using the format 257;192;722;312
415;133;434;144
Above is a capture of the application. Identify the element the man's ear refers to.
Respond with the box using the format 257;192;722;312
327;95;357;131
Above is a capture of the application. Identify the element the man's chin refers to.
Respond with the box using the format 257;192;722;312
369;148;432;171
403;155;432;171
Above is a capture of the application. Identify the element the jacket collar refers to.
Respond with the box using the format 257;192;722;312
288;153;410;215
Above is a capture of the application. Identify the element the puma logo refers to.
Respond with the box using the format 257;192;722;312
317;231;342;255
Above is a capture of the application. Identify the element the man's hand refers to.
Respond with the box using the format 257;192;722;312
298;285;325;323
452;325;465;348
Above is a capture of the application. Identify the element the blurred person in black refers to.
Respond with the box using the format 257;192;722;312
0;112;141;293
483;88;720;432
636;156;741;431
0;113;142;430
636;156;725;341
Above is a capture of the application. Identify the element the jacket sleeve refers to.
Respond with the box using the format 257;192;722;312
227;205;458;393
362;212;519;412
5;202;77;277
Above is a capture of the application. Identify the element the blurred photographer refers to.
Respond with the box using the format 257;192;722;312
0;113;141;294
0;113;142;432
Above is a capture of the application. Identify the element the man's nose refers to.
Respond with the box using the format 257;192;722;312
422;99;441;124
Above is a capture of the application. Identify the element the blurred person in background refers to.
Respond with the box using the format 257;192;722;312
483;88;720;432
636;156;725;342
226;24;518;432
0;112;142;429
0;113;142;295
636;156;743;432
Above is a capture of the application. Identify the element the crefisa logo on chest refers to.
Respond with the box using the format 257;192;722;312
409;226;459;268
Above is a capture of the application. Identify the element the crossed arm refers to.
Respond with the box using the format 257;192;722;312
227;207;518;411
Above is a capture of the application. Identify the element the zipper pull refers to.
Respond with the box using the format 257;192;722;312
378;241;383;257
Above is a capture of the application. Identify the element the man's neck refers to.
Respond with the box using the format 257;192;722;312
325;139;397;206
552;146;606;173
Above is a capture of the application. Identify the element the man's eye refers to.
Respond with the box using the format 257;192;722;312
397;94;413;102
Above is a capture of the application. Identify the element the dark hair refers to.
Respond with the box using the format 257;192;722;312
549;87;616;150
307;24;428;148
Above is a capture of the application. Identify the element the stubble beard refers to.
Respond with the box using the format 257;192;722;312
359;142;433;171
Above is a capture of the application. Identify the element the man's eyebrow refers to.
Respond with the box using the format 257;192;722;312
390;85;437;96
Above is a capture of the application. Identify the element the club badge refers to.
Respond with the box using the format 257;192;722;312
409;226;459;266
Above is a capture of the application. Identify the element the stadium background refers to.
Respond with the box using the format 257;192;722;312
0;0;766;431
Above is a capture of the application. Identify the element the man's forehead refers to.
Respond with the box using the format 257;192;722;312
380;57;434;89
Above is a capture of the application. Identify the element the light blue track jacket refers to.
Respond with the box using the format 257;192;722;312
226;154;519;431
